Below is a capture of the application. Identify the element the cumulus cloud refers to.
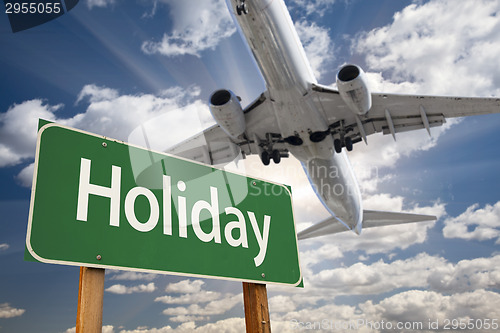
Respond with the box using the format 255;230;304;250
107;271;158;281
100;287;500;332
156;279;242;323
267;255;500;332
0;84;211;187
0;100;61;167
105;283;156;294
354;0;500;97
443;201;500;243
360;289;500;331
306;253;500;300
155;290;221;305
294;20;333;79
64;325;115;333
75;84;119;104
68;84;210;146
347;118;461;184
162;294;242;317
117;318;245;333
269;295;297;313
290;0;336;17
427;255;500;293
309;253;446;295
0;303;25;318
164;279;205;294
141;0;235;57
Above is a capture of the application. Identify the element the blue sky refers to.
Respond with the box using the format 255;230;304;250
1;0;500;332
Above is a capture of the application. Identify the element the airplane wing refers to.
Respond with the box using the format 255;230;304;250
297;210;436;240
311;84;500;145
167;84;500;163
166;93;284;164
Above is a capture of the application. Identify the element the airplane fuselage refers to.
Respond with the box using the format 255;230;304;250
226;0;363;232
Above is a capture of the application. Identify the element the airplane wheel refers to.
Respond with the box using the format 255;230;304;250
261;151;270;166
345;137;353;151
236;4;248;15
334;139;342;153
272;150;281;164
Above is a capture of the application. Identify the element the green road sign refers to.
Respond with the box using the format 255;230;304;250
26;122;302;286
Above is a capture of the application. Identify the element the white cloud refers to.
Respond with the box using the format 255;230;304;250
427;255;500;293
108;271;158;281
294;20;333;79
269;295;297;313
0;84;211;187
0;303;25;318
164;279;205;294
141;0;235;57
0;244;9;251
157;279;242;323
275;254;500;309
76;84;119;104
360;289;500;330
155;290;221;305
85;0;115;10
118;318;245;333
290;0;336;17
105;282;156;294
0;100;61;167
162;294;242;318
64;325;114;333
443;201;500;242
118;288;500;332
309;253;445;295
354;0;500;97
169;315;209;323
348;118;461;180
67;84;210;146
15;163;35;188
267;254;500;332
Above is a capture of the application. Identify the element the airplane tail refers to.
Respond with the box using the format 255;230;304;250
297;210;436;240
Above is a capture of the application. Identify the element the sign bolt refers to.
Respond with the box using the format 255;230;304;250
261;273;265;278
102;142;107;148
252;181;257;186
96;255;102;260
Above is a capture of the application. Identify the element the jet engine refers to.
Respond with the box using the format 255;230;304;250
209;89;246;139
336;64;372;115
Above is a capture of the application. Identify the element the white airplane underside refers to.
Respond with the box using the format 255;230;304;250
167;0;500;239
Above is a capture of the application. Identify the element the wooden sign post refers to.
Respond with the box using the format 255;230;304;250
243;282;271;333
76;267;105;333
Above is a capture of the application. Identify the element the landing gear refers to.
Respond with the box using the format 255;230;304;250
345;137;353;151
236;1;248;15
272;149;281;164
255;133;288;166
260;149;282;165
331;120;355;153
261;151;270;166
334;139;342;154
334;137;353;153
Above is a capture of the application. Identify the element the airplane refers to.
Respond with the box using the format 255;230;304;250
167;0;500;240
